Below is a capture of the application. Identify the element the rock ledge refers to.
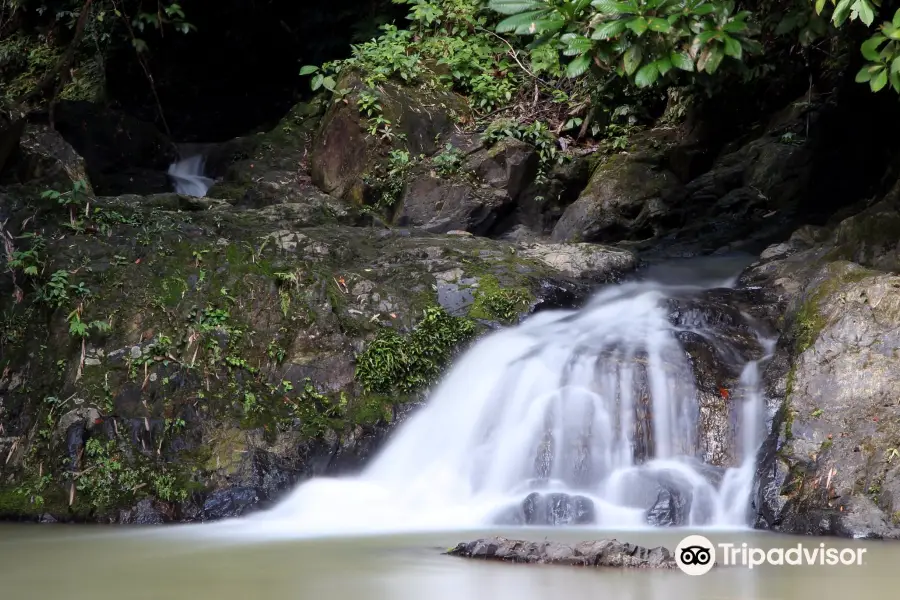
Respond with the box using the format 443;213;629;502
445;537;677;569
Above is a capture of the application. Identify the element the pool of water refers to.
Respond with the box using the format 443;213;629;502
1;526;896;599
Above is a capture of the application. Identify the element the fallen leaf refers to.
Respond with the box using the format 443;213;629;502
135;258;141;264
719;387;729;399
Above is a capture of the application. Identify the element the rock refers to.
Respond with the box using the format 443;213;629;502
9;125;93;191
132;499;165;525
311;73;467;202
51;100;177;195
753;262;900;539
517;242;637;280
465;138;538;202
445;537;677;569
202;487;261;520
496;492;596;526
551;144;680;244
397;173;508;234
646;484;691;527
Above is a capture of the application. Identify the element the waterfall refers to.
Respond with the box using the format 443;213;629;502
168;155;214;197
220;263;772;537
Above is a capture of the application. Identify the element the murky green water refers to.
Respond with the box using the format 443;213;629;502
1;526;896;599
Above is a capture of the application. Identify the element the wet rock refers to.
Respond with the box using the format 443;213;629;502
497;492;596;526
202;487;261;520
517;243;637;280
465;138;538;202
445;537;677;569
132;499;165;525
646;485;691;527
398;173;509;234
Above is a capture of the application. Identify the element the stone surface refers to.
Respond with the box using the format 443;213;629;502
495;492;596;526
445;537;677;569
11;125;93;191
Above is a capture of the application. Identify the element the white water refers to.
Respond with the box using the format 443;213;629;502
168;155;213;197
220;260;774;538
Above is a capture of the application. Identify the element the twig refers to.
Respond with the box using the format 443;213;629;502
475;26;552;87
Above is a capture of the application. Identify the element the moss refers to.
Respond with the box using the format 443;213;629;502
466;274;533;324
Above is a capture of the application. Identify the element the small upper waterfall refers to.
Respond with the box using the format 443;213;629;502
214;259;772;538
168;155;214;197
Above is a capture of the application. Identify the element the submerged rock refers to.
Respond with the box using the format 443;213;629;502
495;492;596;526
445;537;677;569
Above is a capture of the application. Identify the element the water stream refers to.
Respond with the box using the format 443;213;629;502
208;255;773;538
168;155;213;197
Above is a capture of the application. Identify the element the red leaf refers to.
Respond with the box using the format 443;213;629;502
719;387;729;399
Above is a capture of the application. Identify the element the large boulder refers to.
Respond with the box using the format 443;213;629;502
551;133;681;244
3;124;92;192
397;138;539;234
310;73;468;203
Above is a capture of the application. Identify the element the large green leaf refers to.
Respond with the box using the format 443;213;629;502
562;34;595;55
855;65;874;82
871;67;888;91
634;62;659;87
856;0;875;27
832;0;853;26
592;20;629;39
592;0;635;15
488;0;547;15
693;3;716;15
566;54;592;77
723;36;742;59
648;17;671;32
860;35;887;61
894;8;900;28
723;20;748;33
627;17;649;35
299;65;319;76
698;44;724;73
656;56;673;76
496;10;551;32
670;51;694;71
623;44;643;75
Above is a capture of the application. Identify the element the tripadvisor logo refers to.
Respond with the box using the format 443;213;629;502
674;534;868;575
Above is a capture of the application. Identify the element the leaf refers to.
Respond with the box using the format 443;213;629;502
855;65;874;82
623;44;643;75
832;0;853;26
591;0;634;15
698;43;724;73
670;51;694;71
860;35;886;61
627;17;648;35
723;19;748;33
592;20;629;39
656;56;673;76
311;74;324;91
299;65;319;76
723;36;742;59
322;77;336;92
894;8;900;29
648;17;671;32
634;62;659;87
566;54;592;78
815;0;827;14
857;0;875;26
871;67;888;91
891;71;900;93
487;0;545;15
495;10;548;32
693;3;716;15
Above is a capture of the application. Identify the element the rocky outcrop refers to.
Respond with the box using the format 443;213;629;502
551;131;681;244
445;537;677;569
310;72;467;203
0;126;636;522
5;125;93;192
743;184;900;539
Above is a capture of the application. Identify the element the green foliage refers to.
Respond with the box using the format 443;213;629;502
489;0;759;88
301;0;519;114
355;306;476;395
432;143;465;175
365;148;417;211
483;117;561;184
467;275;532;323
76;437;189;510
853;9;900;93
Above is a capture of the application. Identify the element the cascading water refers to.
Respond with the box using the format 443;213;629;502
168;155;214;197
221;259;773;538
